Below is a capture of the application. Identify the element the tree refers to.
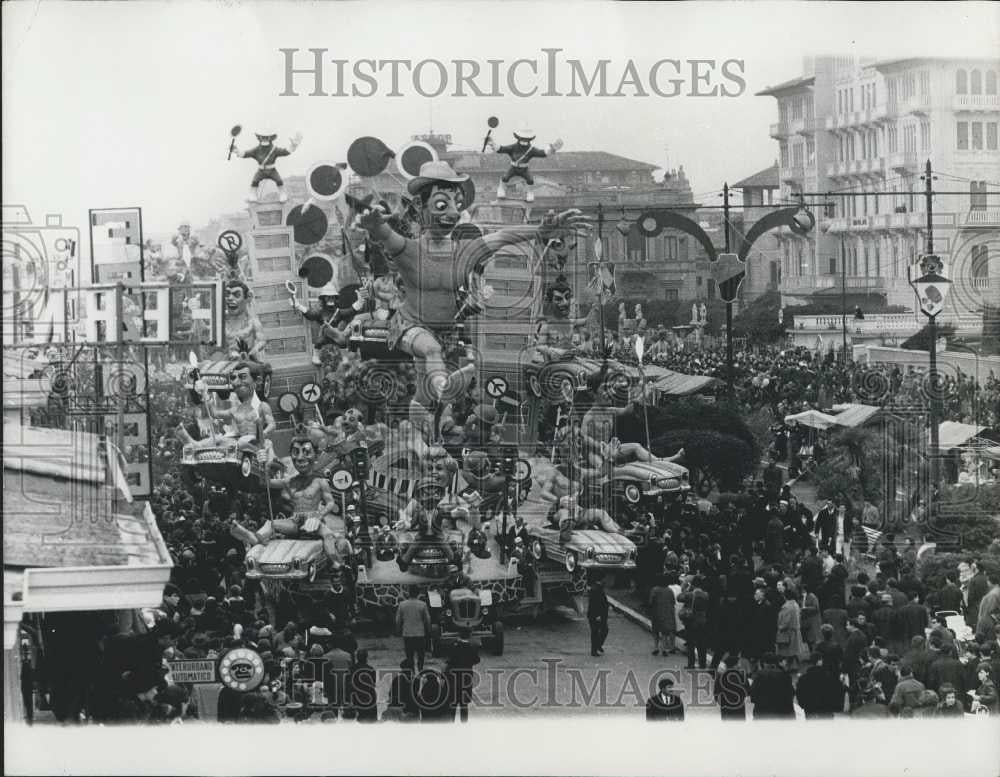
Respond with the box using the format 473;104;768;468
732;291;784;343
814;427;884;505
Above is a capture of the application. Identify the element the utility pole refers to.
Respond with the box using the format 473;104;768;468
722;183;734;399
922;159;940;486
596;202;607;358
841;242;848;362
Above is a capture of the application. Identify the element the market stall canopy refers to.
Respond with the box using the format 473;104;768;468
936;421;987;450
648;369;721;397
829;403;881;428
784;409;839;430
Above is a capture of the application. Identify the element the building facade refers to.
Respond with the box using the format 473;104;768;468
732;163;782;301
758;56;1000;331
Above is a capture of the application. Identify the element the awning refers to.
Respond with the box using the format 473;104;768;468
937;421;987;450
829;403;881;428
648;370;721;397
785;409;839;430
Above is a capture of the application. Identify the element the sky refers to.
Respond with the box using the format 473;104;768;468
3;1;999;247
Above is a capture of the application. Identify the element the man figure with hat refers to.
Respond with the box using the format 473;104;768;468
223;277;267;361
397;477;462;572
232;127;302;203
486;124;562;202
358;160;589;407
292;282;372;365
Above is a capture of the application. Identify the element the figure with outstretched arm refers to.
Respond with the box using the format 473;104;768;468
357;159;590;409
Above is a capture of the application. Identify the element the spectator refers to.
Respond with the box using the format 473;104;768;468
750;654;795;720
888;665;925;716
446;627;481;723
795;652;846;719
645;676;685;721
648;576;677;656
350;648;378;722
395;586;431;671
936;683;965;717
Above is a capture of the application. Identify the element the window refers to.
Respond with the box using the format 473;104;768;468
920;120;930;151
957;121;969;150
780;101;790;125
665;236;678;260
971;181;988;210
678;236;688;261
904;125;917;153
696;276;702;286
664;288;679;301
971;70;983;95
258;256;291;274
987;71;998;96
837;91;843;115
988;122;998;151
253;233;290;251
972;122;983;150
792;98;803;120
780;142;790;167
919;71;929;98
829;256;838;274
956;69;968;94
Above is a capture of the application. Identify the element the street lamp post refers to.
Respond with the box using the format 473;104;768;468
909;253;952;486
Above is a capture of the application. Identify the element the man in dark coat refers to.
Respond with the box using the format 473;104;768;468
446;627;481;722
795;653;846;718
350;648;378;722
897;591;929;645
900;636;930;686
965;561;990;629
646;676;685;721
750;654;795;719
936;573;964;613
814;500;837;554
745;586;777;664
588;578;610;657
926;643;965;698
798;547;824;595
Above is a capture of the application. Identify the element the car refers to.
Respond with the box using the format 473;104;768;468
186;357;272;401
524;354;606;402
394;528;465;579
180;437;268;491
347;313;396;360
427;586;505;656
604;459;690;513
527;526;637;573
244;537;329;583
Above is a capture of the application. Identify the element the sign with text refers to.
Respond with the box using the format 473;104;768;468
2;282;223;348
168;659;217;684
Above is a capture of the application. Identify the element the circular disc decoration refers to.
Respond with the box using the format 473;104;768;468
297;255;334;288
451;223;484;242
217;230;243;253
347;136;394;177
286;205;329;245
218;648;265;692
300;382;321;404
306;162;346;201
637;214;662;237
330;469;354;492
485;376;508;398
396;141;438;180
487;116;500;129
278;392;300;413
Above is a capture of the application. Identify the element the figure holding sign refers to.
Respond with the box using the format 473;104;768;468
485;123;562;202
232;126;302;203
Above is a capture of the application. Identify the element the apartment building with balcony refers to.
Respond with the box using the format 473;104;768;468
759;56;1000;330
732;163;781;301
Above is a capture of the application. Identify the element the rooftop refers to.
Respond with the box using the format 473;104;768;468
755;75;816;97
733;164;780;190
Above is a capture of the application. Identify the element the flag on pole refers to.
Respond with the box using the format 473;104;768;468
105;440;134;503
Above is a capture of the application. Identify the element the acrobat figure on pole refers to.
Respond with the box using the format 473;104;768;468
231;126;302;203
486;124;562;202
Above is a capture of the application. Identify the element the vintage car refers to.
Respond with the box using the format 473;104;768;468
244;537;329;583
524;355;644;404
603;459;690;513
186;356;272;401
528;526;637;573
180;437;268;490
395;528;465;579
347;313;395;361
427;586;504;656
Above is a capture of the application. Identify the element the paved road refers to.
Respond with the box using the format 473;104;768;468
358;607;725;719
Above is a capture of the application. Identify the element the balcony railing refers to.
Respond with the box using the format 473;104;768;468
953;94;1000;111
850;216;873;231
780;275;887;295
888;151;919;172
888;211;926;229
824;217;849;233
888;96;930;115
961;209;1000;228
769;122;789;138
790;313;920;333
780;165;805;182
789;117;806;134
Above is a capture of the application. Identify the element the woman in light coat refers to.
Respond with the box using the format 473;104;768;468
775;588;807;667
649;575;678;655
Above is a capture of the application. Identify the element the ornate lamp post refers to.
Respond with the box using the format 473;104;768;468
908;253;952;485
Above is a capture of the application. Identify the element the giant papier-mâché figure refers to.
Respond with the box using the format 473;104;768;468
232;127;302;203
357;160;590;408
486;124;562;202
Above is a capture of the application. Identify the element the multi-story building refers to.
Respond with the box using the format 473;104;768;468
758;56;1000;332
